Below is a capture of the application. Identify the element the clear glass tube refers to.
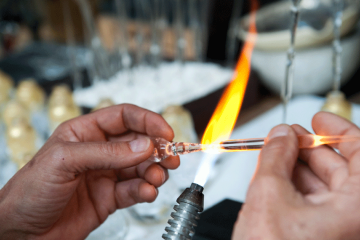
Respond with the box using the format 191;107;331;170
149;135;360;162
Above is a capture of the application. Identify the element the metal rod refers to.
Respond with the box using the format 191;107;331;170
199;0;210;62
134;0;146;66
149;0;162;68
226;0;244;67
188;0;202;62
75;0;112;81
174;0;185;64
281;0;301;123
114;0;132;75
62;0;82;91
332;0;344;91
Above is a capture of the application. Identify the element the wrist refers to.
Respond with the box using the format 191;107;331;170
0;188;11;238
0;187;27;239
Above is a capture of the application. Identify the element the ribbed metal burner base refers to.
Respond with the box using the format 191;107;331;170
162;183;204;240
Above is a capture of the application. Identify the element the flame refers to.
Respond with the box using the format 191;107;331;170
201;1;258;146
194;1;258;187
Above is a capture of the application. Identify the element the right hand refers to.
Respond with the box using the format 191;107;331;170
233;112;360;240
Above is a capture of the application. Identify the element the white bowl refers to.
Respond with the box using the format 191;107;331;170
239;0;360;51
251;30;360;95
237;0;360;95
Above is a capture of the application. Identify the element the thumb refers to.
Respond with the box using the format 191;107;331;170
232;126;300;239
257;124;299;180
56;135;154;173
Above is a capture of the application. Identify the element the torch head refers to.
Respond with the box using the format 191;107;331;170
177;183;204;213
162;183;204;240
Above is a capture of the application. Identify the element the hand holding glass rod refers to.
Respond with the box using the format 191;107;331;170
149;135;360;162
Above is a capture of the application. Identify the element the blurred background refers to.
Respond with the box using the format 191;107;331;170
1;0;360;239
1;0;360;136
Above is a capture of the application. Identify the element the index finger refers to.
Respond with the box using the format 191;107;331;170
292;124;348;189
312;111;360;174
66;104;175;142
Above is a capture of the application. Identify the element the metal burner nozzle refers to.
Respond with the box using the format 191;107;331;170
162;183;204;240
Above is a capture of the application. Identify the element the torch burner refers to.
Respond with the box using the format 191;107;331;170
162;183;204;240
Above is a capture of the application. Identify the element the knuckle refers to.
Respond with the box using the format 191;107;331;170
52;121;67;133
113;108;123;121
100;142;127;156
40;141;73;169
122;103;134;108
122;103;138;114
51;142;71;160
144;164;165;187
323;166;333;183
152;111;162;119
58;120;69;128
323;162;347;183
52;121;74;136
57;119;73;130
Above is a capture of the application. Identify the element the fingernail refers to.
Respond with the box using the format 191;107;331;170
129;137;150;153
268;125;290;140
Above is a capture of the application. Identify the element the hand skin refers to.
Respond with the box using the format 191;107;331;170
232;112;360;240
0;104;180;240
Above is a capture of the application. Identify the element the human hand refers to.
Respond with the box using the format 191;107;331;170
0;104;180;240
232;112;360;240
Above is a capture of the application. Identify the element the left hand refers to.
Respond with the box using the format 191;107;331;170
0;104;180;240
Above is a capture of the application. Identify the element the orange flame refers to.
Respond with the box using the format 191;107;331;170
201;1;258;145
